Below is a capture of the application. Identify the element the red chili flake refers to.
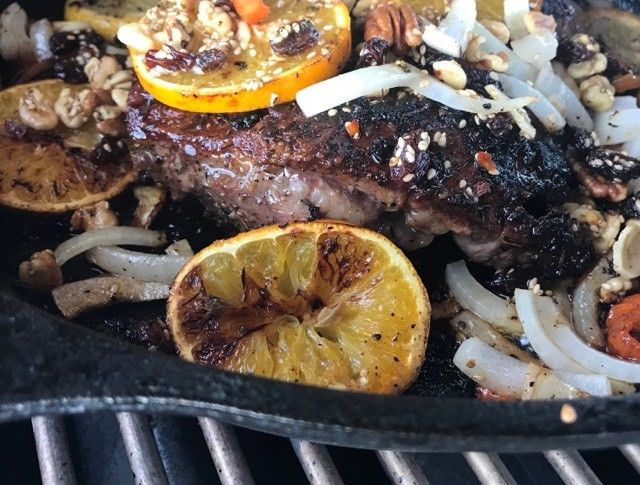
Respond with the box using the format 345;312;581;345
475;151;499;175
344;120;360;139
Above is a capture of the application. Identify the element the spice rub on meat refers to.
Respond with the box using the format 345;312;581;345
126;82;595;282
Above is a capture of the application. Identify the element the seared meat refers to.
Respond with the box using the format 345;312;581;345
126;83;593;278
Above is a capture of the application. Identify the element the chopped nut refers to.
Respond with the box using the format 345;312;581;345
523;12;556;34
70;201;119;232
18;88;58;131
432;60;467;89
567;52;607;79
464;35;509;72
111;88;129;109
364;4;421;55
570;33;600;54
93;104;124;122
573;162;628;202
479;19;510;44
117;23;155;52
79;88;99;116
84;56;121;90
96;117;127;137
197;2;234;38
564;202;621;253
599;276;632;303
18;249;63;291
131;186;167;228
54;88;89;129
579;75;615;112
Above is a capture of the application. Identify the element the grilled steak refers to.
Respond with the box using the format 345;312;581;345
126;83;595;284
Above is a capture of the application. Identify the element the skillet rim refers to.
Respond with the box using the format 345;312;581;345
2;291;640;452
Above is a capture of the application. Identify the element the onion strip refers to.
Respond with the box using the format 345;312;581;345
534;67;594;130
87;246;190;284
572;257;610;349
497;74;566;132
445;260;522;333
594;108;640;145
55;227;167;266
296;63;535;118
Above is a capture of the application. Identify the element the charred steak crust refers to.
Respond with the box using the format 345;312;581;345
126;82;591;278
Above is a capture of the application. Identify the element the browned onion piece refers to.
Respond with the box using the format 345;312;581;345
52;276;169;319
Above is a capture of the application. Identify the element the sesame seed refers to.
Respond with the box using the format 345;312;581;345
403;173;415;182
103;143;112;152
388;157;400;167
273;67;283;75
459;179;467;188
320;47;330;56
342;107;351;113
417;140;429;151
426;168;437;180
249;49;257;57
444;160;452;170
270;93;279;106
465;187;474;196
458;119;467;128
328;108;337;116
420;131;429;140
306;51;317;59
323;24;333;31
560;403;577;424
438;133;447;147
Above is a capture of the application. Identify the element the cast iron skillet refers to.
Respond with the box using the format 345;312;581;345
1;0;640;453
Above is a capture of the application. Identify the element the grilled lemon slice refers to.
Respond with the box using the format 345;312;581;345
167;221;430;393
0;80;135;212
64;0;158;40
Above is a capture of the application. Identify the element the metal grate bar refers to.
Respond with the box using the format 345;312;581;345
543;449;602;485
377;450;430;485
116;412;169;485
291;440;345;485
198;418;255;485
619;444;640;474
464;452;517;485
31;416;77;485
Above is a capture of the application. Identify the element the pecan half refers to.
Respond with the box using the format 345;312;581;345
573;162;628;202
364;4;422;55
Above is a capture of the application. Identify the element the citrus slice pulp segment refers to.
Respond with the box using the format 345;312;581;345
167;221;430;394
64;0;158;40
127;0;351;113
0;79;136;212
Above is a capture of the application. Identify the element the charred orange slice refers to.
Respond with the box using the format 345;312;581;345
167;221;430;393
121;0;351;113
64;0;158;40
0;80;136;213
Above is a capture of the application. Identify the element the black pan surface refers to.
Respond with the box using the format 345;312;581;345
1;0;640;453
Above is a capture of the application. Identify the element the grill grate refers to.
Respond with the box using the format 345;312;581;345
26;413;639;484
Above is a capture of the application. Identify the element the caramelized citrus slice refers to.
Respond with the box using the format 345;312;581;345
124;0;351;113
0;80;136;212
167;221;430;394
64;0;158;40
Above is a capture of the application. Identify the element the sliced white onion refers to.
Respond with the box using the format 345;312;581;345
445;260;522;333
514;289;589;373
594;109;640;145
165;239;194;257
437;0;476;54
550;325;640;383
503;0;530;40
29;19;53;61
472;22;538;82
612;219;640;279
87;246;190;284
622;138;640;159
450;310;538;363
497;74;566;132
453;337;584;399
510;31;558;68
572;257;610;349
0;3;34;62
55;227;167;266
296;63;536;118
612;96;638;111
553;370;612;397
551;61;580;98
535;67;594;130
422;23;462;57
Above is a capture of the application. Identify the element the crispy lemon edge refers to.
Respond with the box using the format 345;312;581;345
167;220;431;384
